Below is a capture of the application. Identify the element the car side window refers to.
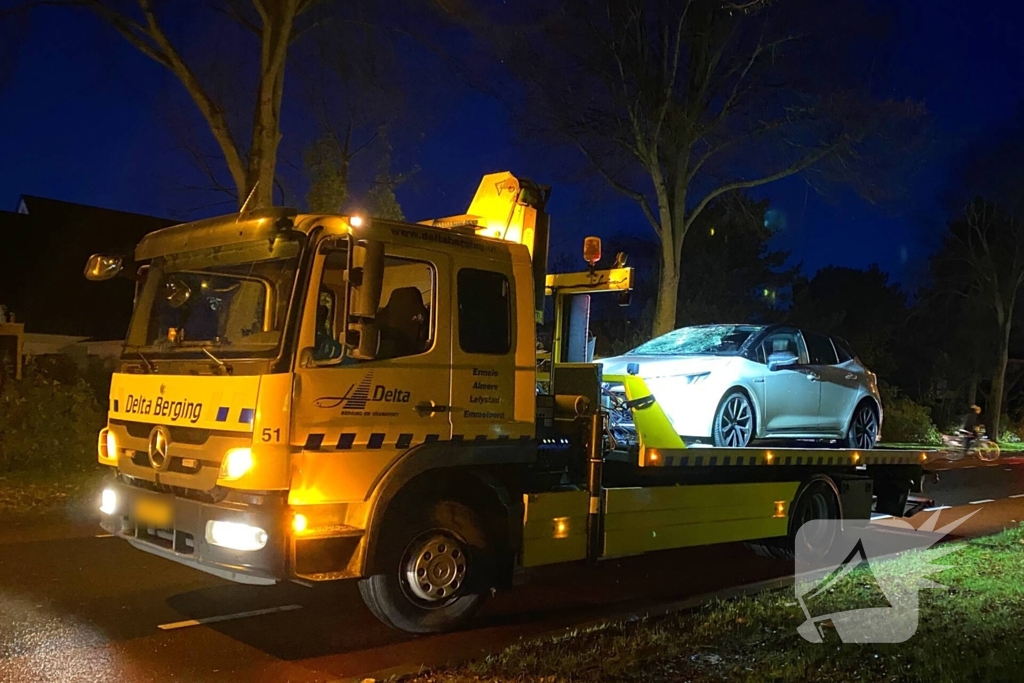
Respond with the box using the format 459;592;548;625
804;331;839;366
832;336;853;363
757;330;806;365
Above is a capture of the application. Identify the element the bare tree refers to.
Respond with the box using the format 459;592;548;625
936;200;1024;440
14;0;332;210
448;0;925;335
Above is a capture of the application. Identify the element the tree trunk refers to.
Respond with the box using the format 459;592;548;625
989;320;1013;440
651;226;681;337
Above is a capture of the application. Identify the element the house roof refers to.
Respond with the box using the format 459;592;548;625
0;196;176;339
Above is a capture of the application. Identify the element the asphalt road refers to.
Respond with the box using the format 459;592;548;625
3;459;1024;683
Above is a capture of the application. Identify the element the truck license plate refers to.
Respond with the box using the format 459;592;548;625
134;495;173;528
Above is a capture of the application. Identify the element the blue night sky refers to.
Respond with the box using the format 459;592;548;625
3;0;1024;284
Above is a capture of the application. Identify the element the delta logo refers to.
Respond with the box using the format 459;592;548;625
315;372;411;411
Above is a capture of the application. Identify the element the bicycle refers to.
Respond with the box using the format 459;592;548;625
940;428;1001;462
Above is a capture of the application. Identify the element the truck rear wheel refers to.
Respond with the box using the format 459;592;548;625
358;500;494;633
747;479;840;562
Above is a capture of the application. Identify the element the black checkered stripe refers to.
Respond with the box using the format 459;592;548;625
646;449;926;468
302;432;532;451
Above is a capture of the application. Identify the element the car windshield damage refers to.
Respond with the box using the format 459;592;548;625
629;324;763;356
124;236;303;359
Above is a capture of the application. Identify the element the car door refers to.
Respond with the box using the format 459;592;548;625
828;335;865;432
756;328;820;434
802;330;856;434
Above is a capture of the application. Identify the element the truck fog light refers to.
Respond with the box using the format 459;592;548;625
205;520;268;551
220;448;253;480
100;488;118;515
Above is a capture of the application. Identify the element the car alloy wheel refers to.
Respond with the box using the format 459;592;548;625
850;404;878;450
717;393;754;447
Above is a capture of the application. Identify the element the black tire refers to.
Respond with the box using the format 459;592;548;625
358;500;494;634
845;401;879;450
712;390;755;447
747;479;841;562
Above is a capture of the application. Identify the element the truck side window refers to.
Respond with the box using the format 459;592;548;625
316;251;435;361
376;258;434;359
457;268;511;354
314;251;347;361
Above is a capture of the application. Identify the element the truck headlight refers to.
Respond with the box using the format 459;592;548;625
100;488;118;515
220;448;253;480
205;520;268;551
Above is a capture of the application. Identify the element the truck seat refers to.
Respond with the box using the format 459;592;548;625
377;287;429;358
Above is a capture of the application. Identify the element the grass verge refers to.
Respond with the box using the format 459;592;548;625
409;523;1024;683
883;441;1024;454
0;467;106;518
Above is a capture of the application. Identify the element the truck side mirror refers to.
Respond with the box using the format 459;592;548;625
84;254;124;281
346;239;385;360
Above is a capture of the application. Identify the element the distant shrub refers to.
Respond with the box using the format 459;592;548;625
1000;429;1022;444
0;359;105;474
999;415;1023;443
881;385;942;445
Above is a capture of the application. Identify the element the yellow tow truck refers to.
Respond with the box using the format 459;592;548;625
86;172;935;633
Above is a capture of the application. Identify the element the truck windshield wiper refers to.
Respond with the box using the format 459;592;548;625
201;345;225;367
131;348;155;373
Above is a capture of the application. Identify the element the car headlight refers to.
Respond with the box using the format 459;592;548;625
220;448;253;480
682;372;711;385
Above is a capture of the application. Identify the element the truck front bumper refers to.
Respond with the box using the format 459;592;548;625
99;477;288;586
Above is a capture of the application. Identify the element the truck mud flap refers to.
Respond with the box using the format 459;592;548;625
903;496;935;517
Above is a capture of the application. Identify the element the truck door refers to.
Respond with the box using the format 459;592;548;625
292;241;452;504
448;260;526;440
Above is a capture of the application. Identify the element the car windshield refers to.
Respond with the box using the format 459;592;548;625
629;325;762;356
124;236;304;358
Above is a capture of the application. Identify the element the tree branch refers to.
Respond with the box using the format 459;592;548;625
575;139;661;237
684;143;836;232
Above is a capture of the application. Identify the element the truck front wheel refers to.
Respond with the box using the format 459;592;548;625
358;500;494;633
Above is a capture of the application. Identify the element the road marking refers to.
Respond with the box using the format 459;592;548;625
933;467;949;471
962;466;976;469
1010;494;1024;499
94;534;114;538
291;579;315;588
924;505;952;512
969;499;995;505
871;514;893;520
157;604;302;631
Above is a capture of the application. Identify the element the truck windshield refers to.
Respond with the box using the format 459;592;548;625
124;236;304;358
629;325;763;356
